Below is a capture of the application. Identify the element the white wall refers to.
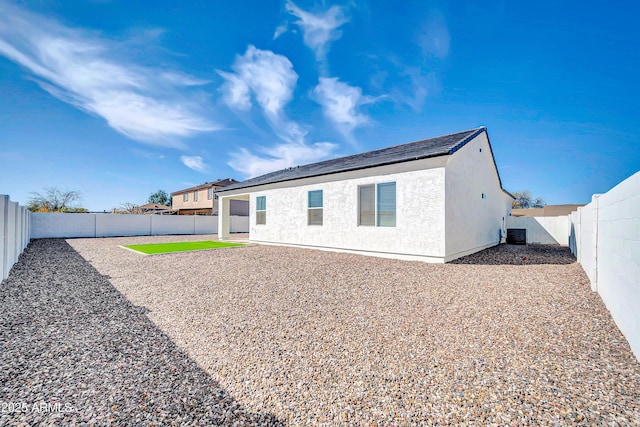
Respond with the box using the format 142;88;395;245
577;199;597;288
445;132;512;260
506;215;570;245
223;157;448;262
569;171;640;361
30;213;250;239
1;195;31;282
31;212;96;238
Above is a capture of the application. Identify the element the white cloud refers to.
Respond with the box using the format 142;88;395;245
0;2;217;147
228;141;337;179
313;77;372;137
417;14;450;59
217;70;252;112
285;0;348;61
395;66;440;112
218;45;306;144
273;22;288;40
180;155;208;173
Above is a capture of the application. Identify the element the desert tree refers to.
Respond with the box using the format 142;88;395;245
512;190;546;209
116;202;143;214
147;189;171;207
27;187;86;212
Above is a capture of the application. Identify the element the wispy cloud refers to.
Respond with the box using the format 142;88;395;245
131;148;166;160
218;45;306;144
313;77;373;139
219;45;338;178
180;155;208;173
395;66;440;112
285;0;348;62
228;141;336;179
273;22;288;40
417;14;450;59
0;1;217;148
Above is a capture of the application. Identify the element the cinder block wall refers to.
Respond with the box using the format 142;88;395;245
569;171;640;361
1;195;31;282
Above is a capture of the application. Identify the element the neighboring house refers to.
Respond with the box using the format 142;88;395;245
171;178;248;216
511;204;585;217
217;127;514;262
139;203;172;214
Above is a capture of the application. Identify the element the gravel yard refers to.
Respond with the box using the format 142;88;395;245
2;237;640;426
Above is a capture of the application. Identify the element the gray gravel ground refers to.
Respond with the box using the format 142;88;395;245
2;237;640;426
0;238;281;426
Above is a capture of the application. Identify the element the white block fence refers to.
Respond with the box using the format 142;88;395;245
1;195;30;281
569;171;640;361
506;215;570;245
30;213;249;238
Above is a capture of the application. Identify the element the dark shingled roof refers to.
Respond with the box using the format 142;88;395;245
219;127;493;193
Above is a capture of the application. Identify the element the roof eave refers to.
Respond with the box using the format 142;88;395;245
217;151;452;193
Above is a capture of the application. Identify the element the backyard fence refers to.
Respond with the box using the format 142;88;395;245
506;215;570;245
30;213;249;239
568;171;640;360
1;195;30;282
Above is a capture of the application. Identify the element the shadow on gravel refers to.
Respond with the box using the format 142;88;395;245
450;243;577;265
0;239;282;426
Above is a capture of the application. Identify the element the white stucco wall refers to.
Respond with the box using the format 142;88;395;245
444;132;512;260
223;157;448;261
506;215;570;245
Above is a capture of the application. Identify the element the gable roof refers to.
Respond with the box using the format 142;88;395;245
139;203;170;210
219;127;505;193
171;178;241;196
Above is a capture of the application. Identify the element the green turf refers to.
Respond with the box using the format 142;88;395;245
124;240;244;255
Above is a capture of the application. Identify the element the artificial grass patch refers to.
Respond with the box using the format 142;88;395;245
124;240;244;255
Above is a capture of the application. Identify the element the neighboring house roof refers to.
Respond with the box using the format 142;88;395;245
171;178;241;196
219;127;512;196
512;204;585;217
139;203;170;210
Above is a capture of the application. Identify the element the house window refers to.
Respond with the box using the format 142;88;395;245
256;196;266;225
194;191;198;202
358;182;396;227
308;190;323;225
207;188;213;200
358;185;375;226
183;193;188;202
377;182;396;227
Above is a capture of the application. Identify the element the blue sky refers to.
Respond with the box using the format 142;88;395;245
0;0;638;211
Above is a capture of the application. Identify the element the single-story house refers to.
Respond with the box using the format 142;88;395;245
171;178;249;216
217;127;514;262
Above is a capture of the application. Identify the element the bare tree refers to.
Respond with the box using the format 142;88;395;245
27;187;85;212
512;190;546;209
116;202;143;214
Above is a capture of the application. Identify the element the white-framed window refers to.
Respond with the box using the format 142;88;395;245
207;188;213;200
358;182;396;227
308;190;323;226
256;196;266;225
194;191;198;202
183;193;188;202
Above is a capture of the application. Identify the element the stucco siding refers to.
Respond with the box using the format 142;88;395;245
445;133;511;260
243;160;447;261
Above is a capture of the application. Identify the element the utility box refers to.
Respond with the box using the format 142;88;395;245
507;228;527;245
